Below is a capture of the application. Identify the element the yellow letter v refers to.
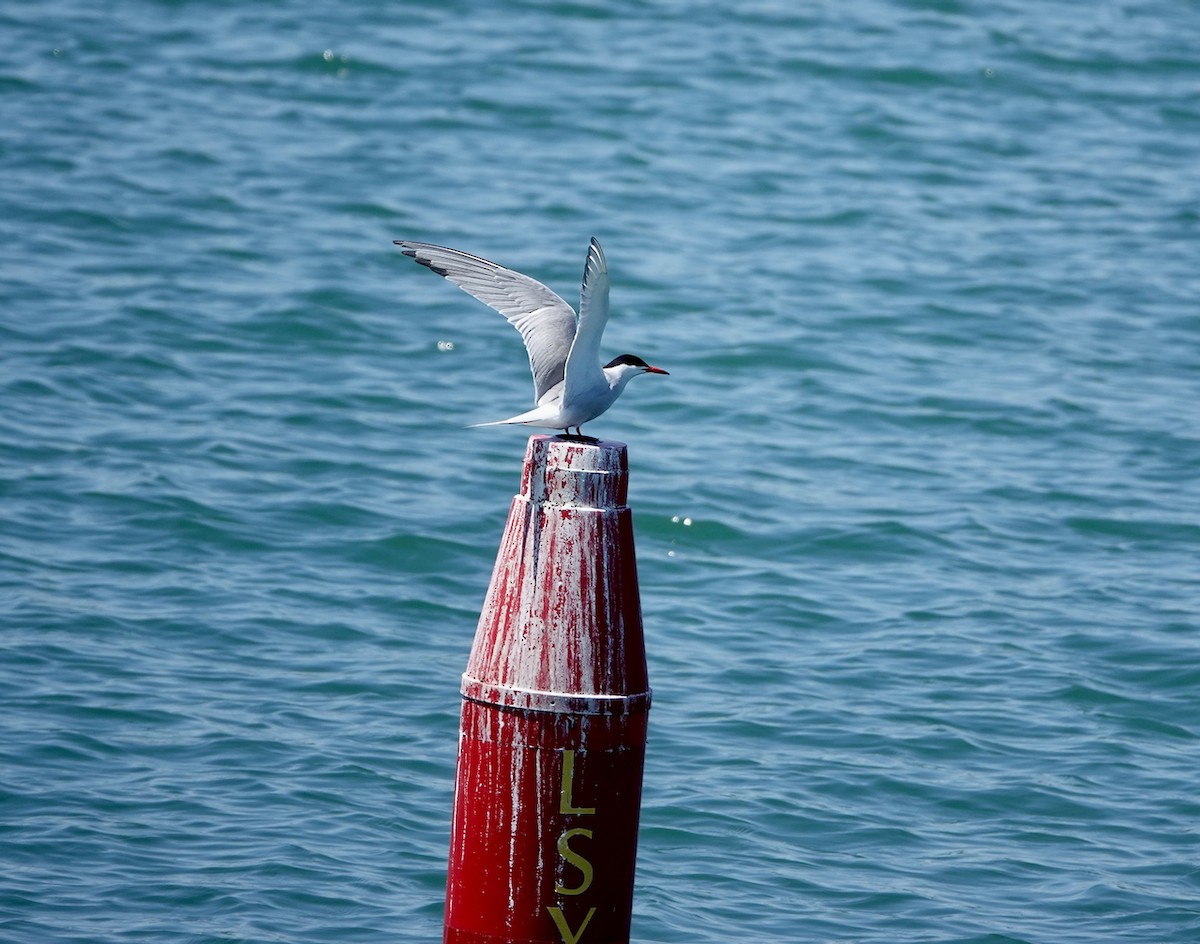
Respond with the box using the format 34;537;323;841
547;905;596;944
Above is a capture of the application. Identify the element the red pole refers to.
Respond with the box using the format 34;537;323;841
443;435;651;944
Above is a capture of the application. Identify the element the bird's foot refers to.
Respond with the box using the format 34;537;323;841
559;428;599;443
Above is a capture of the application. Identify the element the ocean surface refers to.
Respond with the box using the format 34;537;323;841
3;2;1198;941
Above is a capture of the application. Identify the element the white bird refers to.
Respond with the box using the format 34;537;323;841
394;237;668;437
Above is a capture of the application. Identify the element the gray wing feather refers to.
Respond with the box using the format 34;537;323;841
395;240;577;402
563;237;611;400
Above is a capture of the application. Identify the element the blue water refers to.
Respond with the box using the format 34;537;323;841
3;2;1199;941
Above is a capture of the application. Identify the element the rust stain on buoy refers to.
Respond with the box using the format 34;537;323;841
443;435;651;944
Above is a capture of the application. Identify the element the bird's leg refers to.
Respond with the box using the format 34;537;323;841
559;426;597;443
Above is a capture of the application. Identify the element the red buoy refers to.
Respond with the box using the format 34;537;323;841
443;435;651;944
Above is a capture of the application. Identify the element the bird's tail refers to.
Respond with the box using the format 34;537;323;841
466;405;554;428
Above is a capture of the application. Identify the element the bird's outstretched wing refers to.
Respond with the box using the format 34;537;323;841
563;237;611;401
395;240;577;403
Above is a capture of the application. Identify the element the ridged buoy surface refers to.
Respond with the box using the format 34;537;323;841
443;435;651;944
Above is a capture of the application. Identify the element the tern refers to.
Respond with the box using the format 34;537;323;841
394;237;668;437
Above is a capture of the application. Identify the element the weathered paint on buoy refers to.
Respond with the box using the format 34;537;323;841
443;435;651;944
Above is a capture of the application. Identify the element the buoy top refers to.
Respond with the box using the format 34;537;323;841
462;433;649;714
519;434;629;510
